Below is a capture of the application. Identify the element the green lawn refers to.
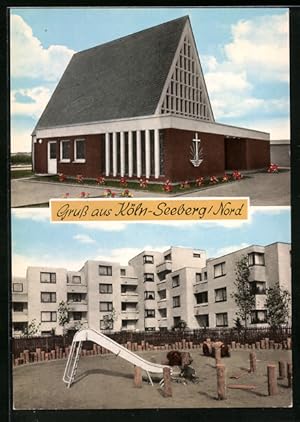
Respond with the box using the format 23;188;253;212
11;170;34;179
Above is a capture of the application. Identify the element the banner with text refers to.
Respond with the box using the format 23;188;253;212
50;198;249;222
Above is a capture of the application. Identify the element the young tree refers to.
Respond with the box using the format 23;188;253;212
58;300;69;334
231;255;255;328
101;307;117;330
23;319;41;337
172;319;187;331
265;284;291;328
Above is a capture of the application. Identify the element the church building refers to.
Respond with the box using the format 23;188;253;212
32;16;270;182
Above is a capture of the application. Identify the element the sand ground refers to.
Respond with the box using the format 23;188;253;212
13;349;292;410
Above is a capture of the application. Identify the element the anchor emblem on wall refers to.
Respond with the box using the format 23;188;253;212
190;133;204;167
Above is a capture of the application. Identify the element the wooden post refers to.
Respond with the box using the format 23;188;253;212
162;367;172;397
133;366;142;388
215;347;221;366
216;364;226;400
249;351;257;373
287;363;292;388
231;341;236;349
269;340;275;349
265;338;269;349
267;364;278;396
278;361;286;379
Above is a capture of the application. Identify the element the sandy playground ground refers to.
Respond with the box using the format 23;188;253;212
13;348;292;410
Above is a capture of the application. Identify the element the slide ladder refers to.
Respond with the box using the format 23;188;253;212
63;340;83;388
62;328;170;388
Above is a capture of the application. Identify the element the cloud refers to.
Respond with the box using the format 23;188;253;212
239;117;290;140
11;86;55;119
210;242;250;258
11;14;75;81
201;12;289;122
12;253;85;277
11;126;33;153
73;234;96;244
12;208;50;221
95;245;169;265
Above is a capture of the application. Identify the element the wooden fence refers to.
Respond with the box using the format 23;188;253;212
12;327;292;359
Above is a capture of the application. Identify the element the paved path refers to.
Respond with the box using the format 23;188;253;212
11;171;290;207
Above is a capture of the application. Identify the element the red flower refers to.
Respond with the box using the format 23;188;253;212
195;177;204;187
210;176;219;184
180;180;190;189
163;179;173;192
120;177;128;187
268;163;279;173
76;174;83;183
222;173;229;183
232;170;243;180
139;178;149;189
96;176;106;185
80;191;89;198
58;173;66;182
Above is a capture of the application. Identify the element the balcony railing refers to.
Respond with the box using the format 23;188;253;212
156;260;172;275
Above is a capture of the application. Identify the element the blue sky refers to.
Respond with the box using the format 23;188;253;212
11;207;290;277
10;7;289;152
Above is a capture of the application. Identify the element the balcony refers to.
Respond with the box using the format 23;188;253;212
67;319;88;330
120;277;138;285
193;282;208;294
121;310;139;320
12;293;28;302
194;304;209;315
12;311;28;322
157;281;167;291
67;301;88;312
157;299;167;309
67;284;87;293
249;266;266;281
158;318;168;328
121;293;139;302
156;260;172;275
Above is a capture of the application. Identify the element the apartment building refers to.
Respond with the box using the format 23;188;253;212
11;242;291;336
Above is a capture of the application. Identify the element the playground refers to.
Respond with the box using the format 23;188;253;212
13;347;292;409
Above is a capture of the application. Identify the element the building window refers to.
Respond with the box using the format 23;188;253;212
215;287;227;302
143;255;154;264
214;262;226;278
100;319;113;330
13;302;25;312
196;273;202;282
72;312;82;321
68;293;83;302
216;312;228;327
60;140;70;161
193;252;201;258
40;272;56;283
251;281;266;295
120;268;126;276
159;308;167;318
173;295;181;308
72;275;81;284
41;292;57;303
251;310;267;324
145;309;155;318
164;253;171;261
99;284;113;294
145;327;156;331
203;272;207;280
74;139;85;161
99;302;113;312
99;265;112;276
172;275;180;288
158;289;166;300
41;311;57;322
13;283;23;292
195;291;208;304
144;291;155;300
248;252;265;266
144;273;154;282
197;314;209;328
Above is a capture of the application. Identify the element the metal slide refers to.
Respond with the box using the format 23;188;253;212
63;328;170;388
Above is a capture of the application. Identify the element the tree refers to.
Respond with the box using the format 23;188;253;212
172;319;187;331
58;301;69;334
231;255;255;328
265;284;291;328
23;319;41;337
101;307;117;330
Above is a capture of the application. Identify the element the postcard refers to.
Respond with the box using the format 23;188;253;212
10;6;293;414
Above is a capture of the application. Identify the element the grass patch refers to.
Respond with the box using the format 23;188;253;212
11;170;34;179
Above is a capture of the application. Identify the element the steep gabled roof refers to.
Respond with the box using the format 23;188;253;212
35;16;189;130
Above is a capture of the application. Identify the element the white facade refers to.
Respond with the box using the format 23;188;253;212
12;243;291;336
